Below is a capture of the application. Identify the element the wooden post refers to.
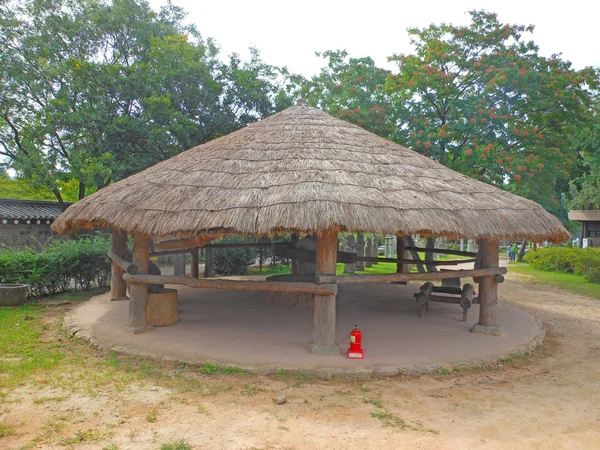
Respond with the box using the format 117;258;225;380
174;254;185;276
310;228;339;355
396;236;405;273
191;248;199;279
110;229;128;301
204;247;214;277
291;232;300;274
472;238;502;336
127;232;151;334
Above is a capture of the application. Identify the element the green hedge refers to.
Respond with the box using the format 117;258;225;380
0;235;111;297
524;247;600;284
212;236;259;276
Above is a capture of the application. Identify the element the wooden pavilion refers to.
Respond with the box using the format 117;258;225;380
52;101;568;355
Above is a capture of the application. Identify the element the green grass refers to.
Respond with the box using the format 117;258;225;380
247;255;466;278
247;265;291;276
196;362;249;375
0;422;17;438
0;304;67;387
509;264;600;299
335;261;398;275
160;439;192;450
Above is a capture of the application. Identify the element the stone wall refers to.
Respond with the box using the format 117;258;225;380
0;222;66;248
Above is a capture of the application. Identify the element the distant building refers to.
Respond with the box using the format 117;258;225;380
568;210;600;248
0;198;72;248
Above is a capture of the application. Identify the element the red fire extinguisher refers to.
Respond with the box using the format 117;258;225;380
347;325;364;359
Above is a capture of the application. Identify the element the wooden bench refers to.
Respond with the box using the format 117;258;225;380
415;282;476;321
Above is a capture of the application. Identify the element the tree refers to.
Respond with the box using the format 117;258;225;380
0;173;84;202
0;0;288;207
385;11;598;216
292;50;394;136
568;96;600;211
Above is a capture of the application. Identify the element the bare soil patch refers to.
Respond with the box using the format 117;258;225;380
1;273;599;449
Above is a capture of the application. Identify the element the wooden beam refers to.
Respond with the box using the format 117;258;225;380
122;273;337;296
266;274;315;282
472;238;502;336
110;230;128;300
206;242;291;249
153;236;216;252
191;248;199;279
107;250;138;274
310;228;339;355
127;232;150;334
404;236;426;273
315;267;506;284
405;246;478;258
275;247;471;266
151;242;292;257
369;256;475;265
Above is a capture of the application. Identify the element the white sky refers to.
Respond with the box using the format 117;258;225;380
148;0;600;76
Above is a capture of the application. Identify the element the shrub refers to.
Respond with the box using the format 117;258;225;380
0;234;111;297
212;236;259;276
524;247;600;284
584;267;600;284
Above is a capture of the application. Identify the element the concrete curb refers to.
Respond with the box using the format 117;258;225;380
64;298;546;379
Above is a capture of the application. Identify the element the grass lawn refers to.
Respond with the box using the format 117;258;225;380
247;261;400;276
508;264;600;300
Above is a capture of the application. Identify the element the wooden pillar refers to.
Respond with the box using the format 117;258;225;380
396;236;409;274
204;247;214;278
110;229;128;301
191;248;199;279
310;228;339;355
291;232;300;274
472;238;502;336
174;254;185;276
127;232;151;334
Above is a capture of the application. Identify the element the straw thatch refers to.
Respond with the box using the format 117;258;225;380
52;104;569;243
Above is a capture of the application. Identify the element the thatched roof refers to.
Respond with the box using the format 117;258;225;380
52;104;569;243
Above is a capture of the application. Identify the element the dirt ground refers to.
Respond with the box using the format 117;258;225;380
2;271;600;449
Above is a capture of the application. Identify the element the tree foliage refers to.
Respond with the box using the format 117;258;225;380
384;11;598;216
0;173;85;202
292;50;393;136
0;0;289;207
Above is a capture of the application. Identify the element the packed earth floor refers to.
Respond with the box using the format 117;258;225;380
1;270;599;449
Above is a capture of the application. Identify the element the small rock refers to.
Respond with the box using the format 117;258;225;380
272;396;287;405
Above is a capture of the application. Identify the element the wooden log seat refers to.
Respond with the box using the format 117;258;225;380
146;288;178;327
268;291;313;307
415;282;434;317
414;282;476;321
432;276;462;295
265;274;314;307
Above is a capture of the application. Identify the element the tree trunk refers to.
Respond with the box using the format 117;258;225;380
52;187;66;211
78;181;86;201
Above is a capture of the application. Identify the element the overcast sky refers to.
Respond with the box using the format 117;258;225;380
148;0;599;76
